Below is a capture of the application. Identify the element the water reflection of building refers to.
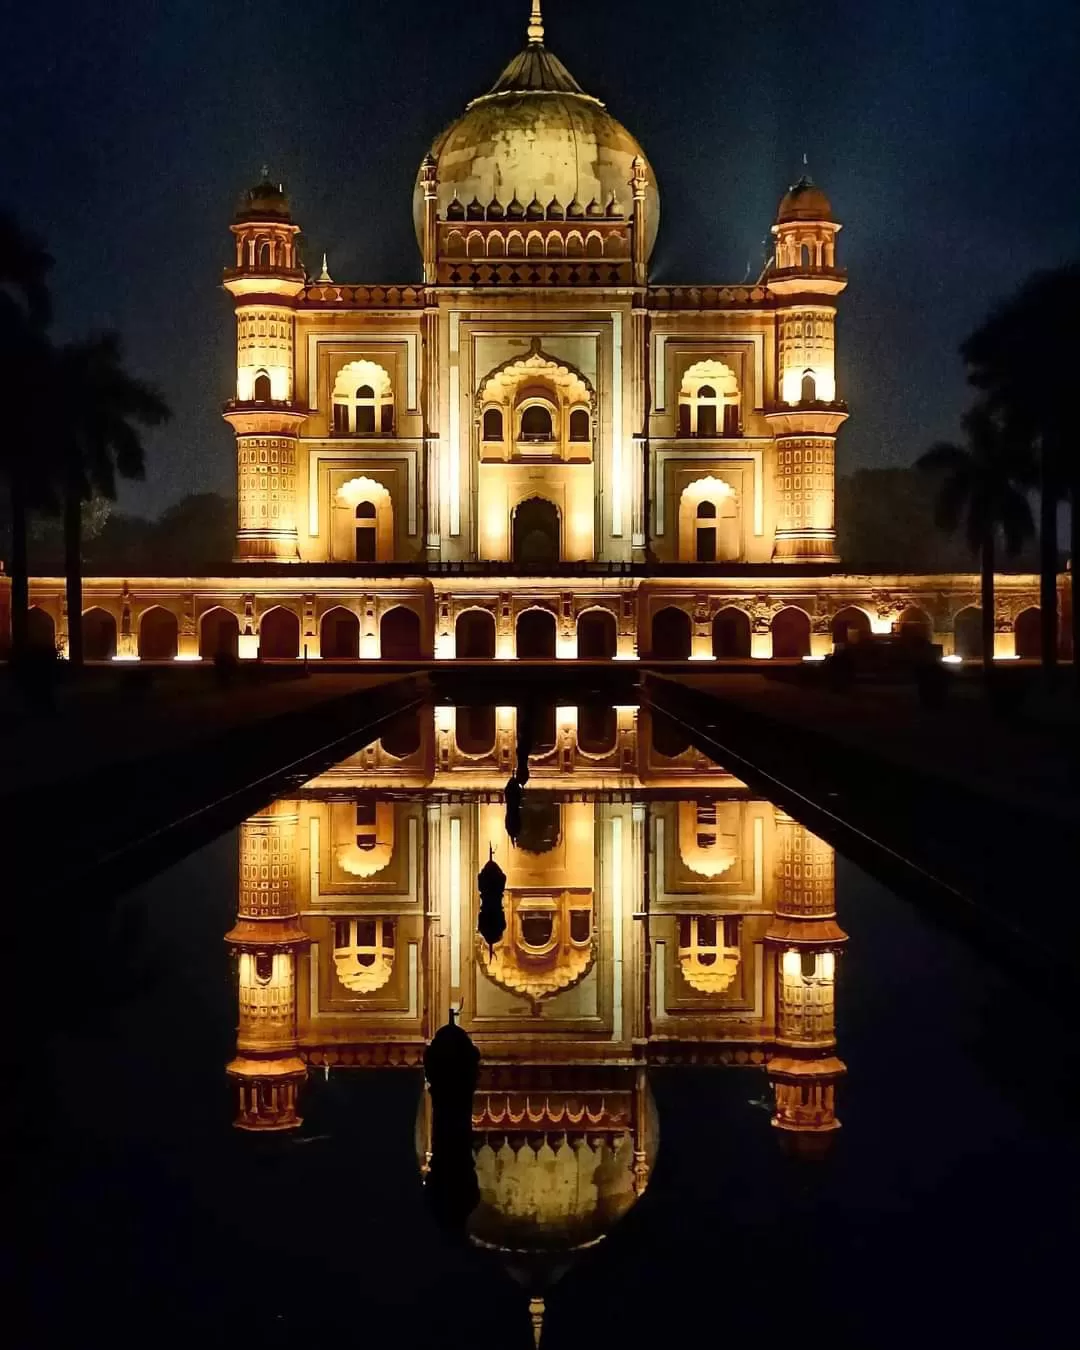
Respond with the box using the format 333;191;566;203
226;704;847;1239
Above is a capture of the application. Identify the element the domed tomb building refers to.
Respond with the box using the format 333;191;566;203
21;0;1047;664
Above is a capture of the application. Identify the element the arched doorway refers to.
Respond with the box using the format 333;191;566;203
138;607;179;661
771;607;811;659
321;607;360;660
696;500;718;562
380;606;423;661
1015;607;1041;660
712;607;751;659
199;607;239;660
652;607;692;660
578;609;617;660
513;497;561;566
27;608;56;654
898;607;933;645
954;607;983;661
260;607;300;660
82;608;117;661
456;609;496;660
516;608;557;659
831;606;871;648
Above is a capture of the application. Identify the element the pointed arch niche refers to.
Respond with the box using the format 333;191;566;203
477;343;595;463
678;476;740;562
678;360;740;438
332;359;394;436
333;476;394;562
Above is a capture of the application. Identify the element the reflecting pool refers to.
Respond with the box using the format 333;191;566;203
16;702;1078;1349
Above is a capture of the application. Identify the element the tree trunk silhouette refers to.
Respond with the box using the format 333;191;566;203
8;471;29;660
64;466;83;667
981;528;995;679
1038;454;1058;685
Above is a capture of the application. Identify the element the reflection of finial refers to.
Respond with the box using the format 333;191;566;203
528;0;544;45
529;1296;545;1347
261;163;270;179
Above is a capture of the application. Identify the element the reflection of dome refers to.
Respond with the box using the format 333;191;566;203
333;918;395;993
478;891;595;1001
413;11;659;255
471;1135;639;1253
777;175;833;223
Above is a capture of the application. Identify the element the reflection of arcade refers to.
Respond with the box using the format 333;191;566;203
226;704;847;1252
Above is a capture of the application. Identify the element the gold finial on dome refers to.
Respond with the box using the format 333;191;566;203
527;0;544;45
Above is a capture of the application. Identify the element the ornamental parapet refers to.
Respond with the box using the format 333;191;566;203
300;283;427;309
648;284;768;310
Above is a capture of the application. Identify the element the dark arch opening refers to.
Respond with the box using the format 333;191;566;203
380;606;423;661
517;608;557;660
260;607;300;660
520;405;554;440
1015;607;1041;660
898;607;933;645
483;408;504;441
138;607;179;661
456;609;496;660
380;709;422;759
456;704;496;756
253;372;272;403
569;409;590;443
651;710;691;759
577;705;617;755
27;607;56;654
713;607;751;659
954;608;983;661
801;370;817;402
199;608;239;660
831;606;871;647
772;607;811;660
513;497;561;566
355;501;377;563
320;607;360;660
578;609;617;660
651;607;692;660
356;384;376;434
82;608;117;661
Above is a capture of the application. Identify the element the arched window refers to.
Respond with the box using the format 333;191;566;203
253;371;272;403
696;385;718;437
260;607;300;660
1015;607;1041;660
332;361;394;436
520;404;555;441
456;609;496;659
696;500;718;563
321;606;360;659
138;607;179;661
713;608;751;659
831;606;871;647
513;497;561;565
772;607;811;660
456;704;497;756
355;501;377;563
380;606;423;661
569;408;590;443
679;361;740;438
516;609;557;659
578;609;617;660
652;607;692;660
801;369;817;403
954;607;983;661
483;408;504;441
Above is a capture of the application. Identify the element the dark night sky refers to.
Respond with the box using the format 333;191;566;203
2;0;1078;515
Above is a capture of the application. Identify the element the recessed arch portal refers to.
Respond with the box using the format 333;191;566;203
516;607;557;660
512;497;561;566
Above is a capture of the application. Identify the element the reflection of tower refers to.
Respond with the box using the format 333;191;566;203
766;809;847;1154
223;175;306;561
766;176;848;563
226;803;310;1130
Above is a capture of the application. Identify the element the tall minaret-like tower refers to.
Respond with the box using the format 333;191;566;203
766;175;848;563
223;175;306;561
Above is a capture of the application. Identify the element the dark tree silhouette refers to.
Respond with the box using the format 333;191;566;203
918;403;1034;676
53;334;170;665
961;264;1080;683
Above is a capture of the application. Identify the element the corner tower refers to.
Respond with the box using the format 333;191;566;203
223;175;306;561
766;176;848;563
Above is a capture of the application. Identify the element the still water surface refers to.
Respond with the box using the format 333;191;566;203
16;703;1077;1348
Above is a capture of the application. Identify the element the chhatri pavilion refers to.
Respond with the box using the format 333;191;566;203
24;1;1044;663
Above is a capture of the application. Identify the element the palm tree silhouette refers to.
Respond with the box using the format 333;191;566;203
962;264;1080;685
918;403;1034;675
53;335;169;666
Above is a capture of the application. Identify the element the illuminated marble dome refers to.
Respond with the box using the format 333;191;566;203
413;2;660;257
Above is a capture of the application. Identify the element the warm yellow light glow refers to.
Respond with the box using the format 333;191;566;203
496;634;515;661
173;653;203;663
802;654;826;663
869;614;894;635
557;635;579;660
361;634;380;660
782;363;836;405
942;654;963;665
819;951;836;982
111;654;139;663
238;633;259;660
782;949;803;979
497;705;515;728
751;633;772;660
435;705;455;733
557;706;578;731
434;633;456;661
